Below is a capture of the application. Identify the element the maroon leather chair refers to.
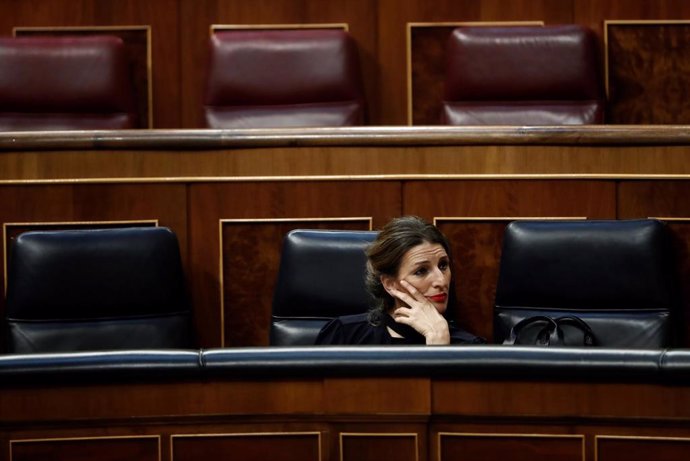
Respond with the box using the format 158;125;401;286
442;25;604;125
0;35;138;131
204;28;366;128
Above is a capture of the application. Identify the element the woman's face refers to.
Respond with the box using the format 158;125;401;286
385;241;452;314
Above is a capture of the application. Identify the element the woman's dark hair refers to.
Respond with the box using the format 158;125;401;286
365;215;455;325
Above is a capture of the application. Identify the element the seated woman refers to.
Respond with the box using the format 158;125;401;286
315;216;484;345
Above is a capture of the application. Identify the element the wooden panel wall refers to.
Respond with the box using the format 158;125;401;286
2;0;690;126
4;376;690;461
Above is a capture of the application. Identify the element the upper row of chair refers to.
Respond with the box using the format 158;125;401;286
2;218;678;353
0;24;603;130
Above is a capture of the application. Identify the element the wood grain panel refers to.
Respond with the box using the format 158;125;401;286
434;219;513;343
575;0;690;35
189;181;401;347
220;218;371;347
438;433;583;461
596;436;690;461
172;433;320;461
340;433;418;461
10;436;159;461
617;181;690;346
0;380;323;422
325;378;430;415
402;180;616;220
606;21;690;124
432;380;690;418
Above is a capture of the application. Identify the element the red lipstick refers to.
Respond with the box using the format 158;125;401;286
428;293;447;303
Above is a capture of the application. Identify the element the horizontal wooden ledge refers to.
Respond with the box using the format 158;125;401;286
3;125;690;150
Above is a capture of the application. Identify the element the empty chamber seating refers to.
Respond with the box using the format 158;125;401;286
494;220;680;348
442;25;604;125
204;28;366;128
270;229;377;345
0;35;138;130
5;227;194;353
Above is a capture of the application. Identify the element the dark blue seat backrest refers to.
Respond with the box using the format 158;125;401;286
270;229;377;346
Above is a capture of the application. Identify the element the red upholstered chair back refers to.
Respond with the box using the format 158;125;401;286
442;25;604;125
0;35;138;131
204;28;366;128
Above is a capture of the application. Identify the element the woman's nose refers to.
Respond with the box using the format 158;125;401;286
431;267;448;287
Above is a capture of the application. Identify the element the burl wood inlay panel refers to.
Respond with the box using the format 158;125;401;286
607;22;690;124
171;433;320;461
409;25;456;126
438;433;583;461
435;220;510;343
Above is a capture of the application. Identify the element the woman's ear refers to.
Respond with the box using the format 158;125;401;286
381;275;396;295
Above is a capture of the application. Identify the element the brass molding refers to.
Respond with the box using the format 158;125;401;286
210;23;348;36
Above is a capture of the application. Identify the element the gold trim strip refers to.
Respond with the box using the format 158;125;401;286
6;173;690;186
211;23;348;35
218;217;373;347
596;434;690;441
434;216;587;224
652;217;690;221
11;434;162;443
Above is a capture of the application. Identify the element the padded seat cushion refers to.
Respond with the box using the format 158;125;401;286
0;35;137;130
5;227;193;352
204;29;365;128
442;25;604;125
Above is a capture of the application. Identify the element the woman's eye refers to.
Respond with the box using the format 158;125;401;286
439;261;449;271
414;267;427;276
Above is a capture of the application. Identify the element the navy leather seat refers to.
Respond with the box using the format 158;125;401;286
494;219;679;348
270;229;377;345
5;227;194;353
